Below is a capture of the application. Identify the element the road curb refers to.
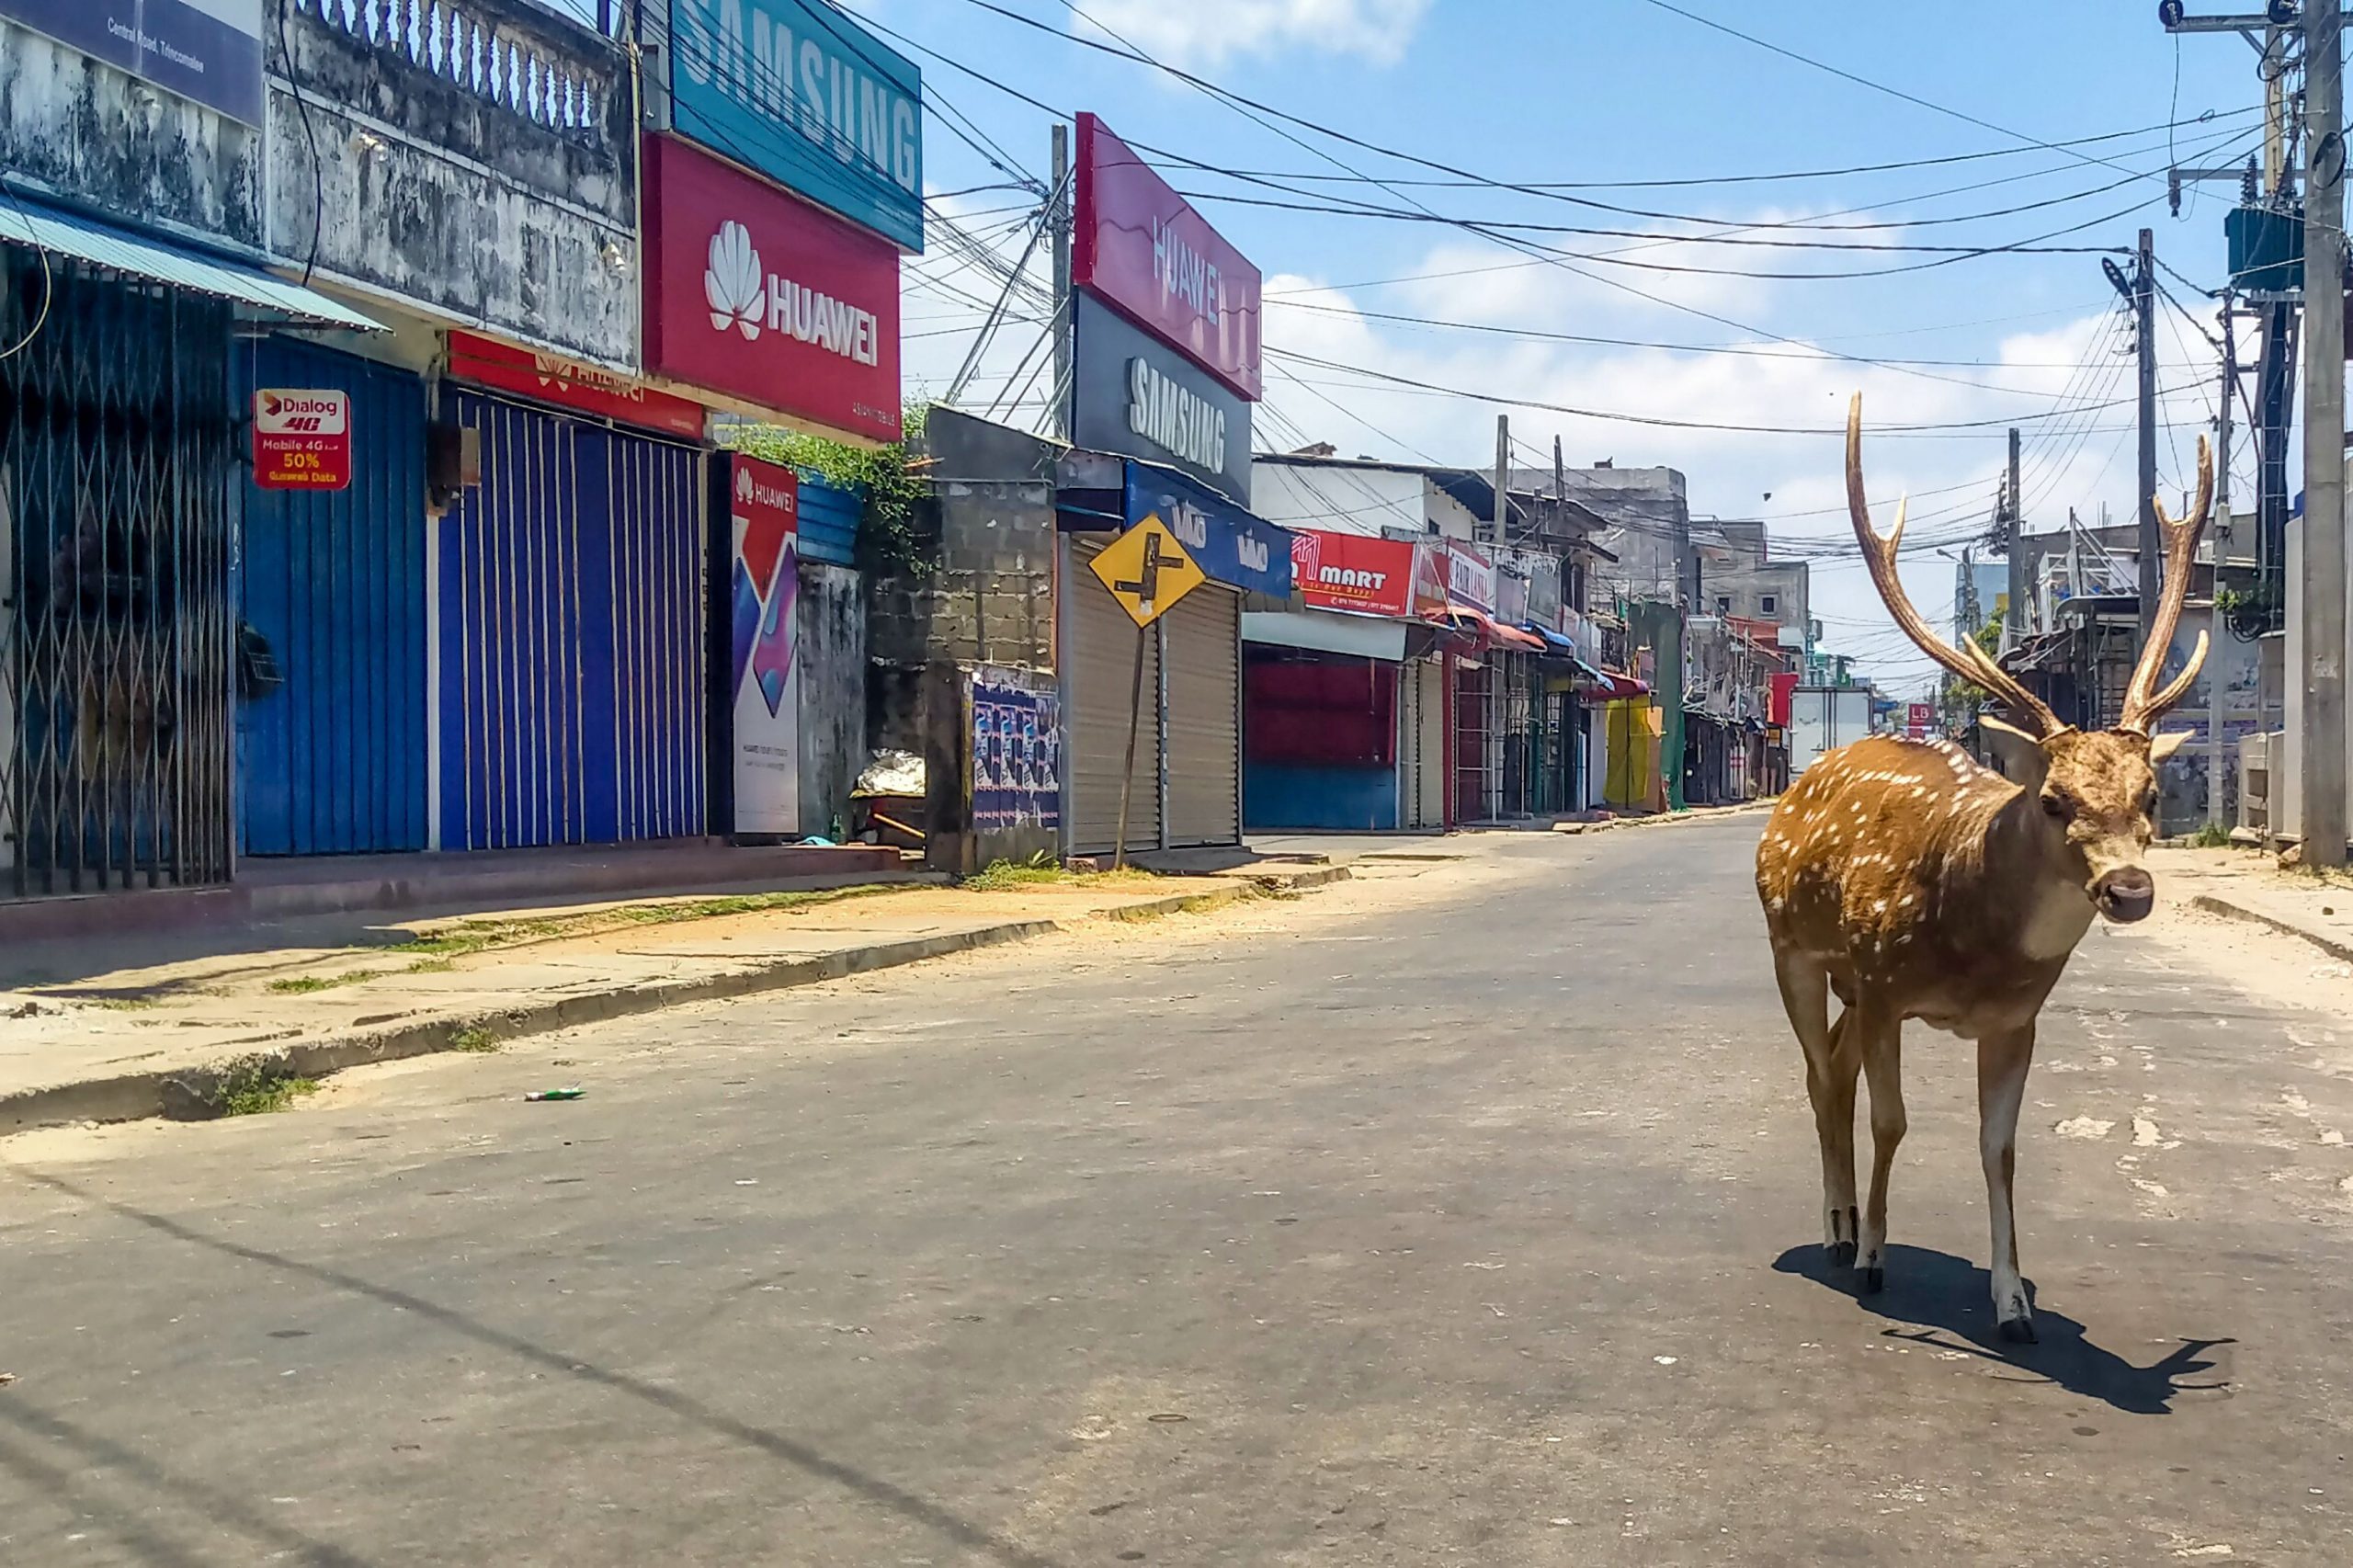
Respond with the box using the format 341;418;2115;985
0;873;1345;1136
2189;892;2353;965
1552;803;1773;835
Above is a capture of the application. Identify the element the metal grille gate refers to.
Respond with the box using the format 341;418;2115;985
438;391;704;850
0;253;234;896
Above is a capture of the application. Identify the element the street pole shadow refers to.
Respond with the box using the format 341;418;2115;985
7;1165;1069;1568
1771;1244;2234;1415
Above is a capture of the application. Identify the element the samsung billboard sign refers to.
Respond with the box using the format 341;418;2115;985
1072;292;1251;506
665;0;924;254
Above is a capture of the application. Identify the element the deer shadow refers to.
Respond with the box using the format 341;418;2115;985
1772;1243;2233;1416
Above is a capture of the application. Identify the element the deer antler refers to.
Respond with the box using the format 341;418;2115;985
1847;394;2069;738
2116;436;2213;737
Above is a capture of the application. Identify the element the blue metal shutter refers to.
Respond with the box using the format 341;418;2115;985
236;339;428;855
438;391;704;850
794;472;861;567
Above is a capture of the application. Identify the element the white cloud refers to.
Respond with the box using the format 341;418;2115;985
1074;0;1430;68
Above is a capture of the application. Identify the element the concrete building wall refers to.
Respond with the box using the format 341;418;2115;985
1514;464;1690;606
267;0;637;364
868;481;1056;673
1249;460;1425;540
0;20;263;249
797;563;866;839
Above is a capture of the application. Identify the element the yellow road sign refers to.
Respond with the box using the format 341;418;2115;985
1088;513;1207;628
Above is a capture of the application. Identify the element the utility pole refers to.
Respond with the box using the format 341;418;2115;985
2305;0;2347;866
2005;425;2026;651
2137;227;2162;653
2209;300;2238;832
1050;122;1074;443
1493;413;1510;546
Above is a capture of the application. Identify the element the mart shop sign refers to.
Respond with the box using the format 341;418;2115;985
1290;528;1413;618
664;0;924;252
252;389;349;490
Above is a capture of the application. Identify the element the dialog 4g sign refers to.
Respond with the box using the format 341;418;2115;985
252;389;351;491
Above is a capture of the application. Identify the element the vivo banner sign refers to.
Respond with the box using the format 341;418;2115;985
1122;461;1291;600
1072;292;1251;506
2;0;263;126
642;134;902;443
1074;111;1261;402
665;0;924;253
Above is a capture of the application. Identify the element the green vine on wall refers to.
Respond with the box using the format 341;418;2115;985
725;403;932;576
2211;581;2280;642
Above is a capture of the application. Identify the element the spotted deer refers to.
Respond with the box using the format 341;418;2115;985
1756;395;2208;1343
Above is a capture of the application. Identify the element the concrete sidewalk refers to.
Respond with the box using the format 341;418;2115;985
2152;844;2353;968
0;861;1347;1134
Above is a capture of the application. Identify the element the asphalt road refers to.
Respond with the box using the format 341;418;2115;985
5;820;2352;1566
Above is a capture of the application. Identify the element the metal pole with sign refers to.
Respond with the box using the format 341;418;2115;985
1090;516;1206;868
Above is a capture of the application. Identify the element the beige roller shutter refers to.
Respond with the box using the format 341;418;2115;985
1067;540;1162;856
1404;658;1448;830
1165;584;1242;846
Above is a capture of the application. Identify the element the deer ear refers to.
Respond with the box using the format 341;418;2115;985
1978;714;2050;791
2147;730;2192;763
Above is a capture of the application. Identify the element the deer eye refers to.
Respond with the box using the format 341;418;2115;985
2040;790;2073;820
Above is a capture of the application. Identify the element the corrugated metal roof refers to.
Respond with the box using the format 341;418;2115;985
0;199;382;331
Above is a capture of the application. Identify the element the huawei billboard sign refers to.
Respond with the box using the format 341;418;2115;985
644;136;901;443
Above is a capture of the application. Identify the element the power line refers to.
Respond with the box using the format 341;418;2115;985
1174;108;2257;194
1263;346;2216;437
1633;0;2159;181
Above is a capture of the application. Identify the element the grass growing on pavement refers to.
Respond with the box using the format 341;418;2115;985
209;1057;322;1117
2191;823;2234;849
365;885;897;961
963;858;1161;892
449;1026;500;1052
267;970;390;994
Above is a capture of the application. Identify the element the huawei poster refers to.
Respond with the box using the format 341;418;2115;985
729;454;801;835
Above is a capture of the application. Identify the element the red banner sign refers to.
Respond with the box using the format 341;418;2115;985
1074;111;1262;403
1906;701;1935;738
642;134;903;444
447;331;706;440
1290;528;1415;618
253;389;351;490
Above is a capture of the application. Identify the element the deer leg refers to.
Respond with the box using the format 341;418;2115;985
1977;1023;2038;1343
1773;950;1859;1267
1856;1006;1905;1295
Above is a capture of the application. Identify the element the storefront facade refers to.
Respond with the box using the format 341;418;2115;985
1062;462;1290;856
1245;528;1416;832
434;364;710;850
1;0;381;896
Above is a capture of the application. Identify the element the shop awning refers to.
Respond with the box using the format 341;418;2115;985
1243;608;1407;661
0;199;383;331
1438;606;1546;651
1577;664;1650;700
1518;620;1581;654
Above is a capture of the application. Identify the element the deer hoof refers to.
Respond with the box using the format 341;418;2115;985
1825;1240;1857;1269
1997;1313;2037;1345
1858;1266;1885;1295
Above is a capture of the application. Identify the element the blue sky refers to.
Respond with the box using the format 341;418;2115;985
865;0;2267;693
